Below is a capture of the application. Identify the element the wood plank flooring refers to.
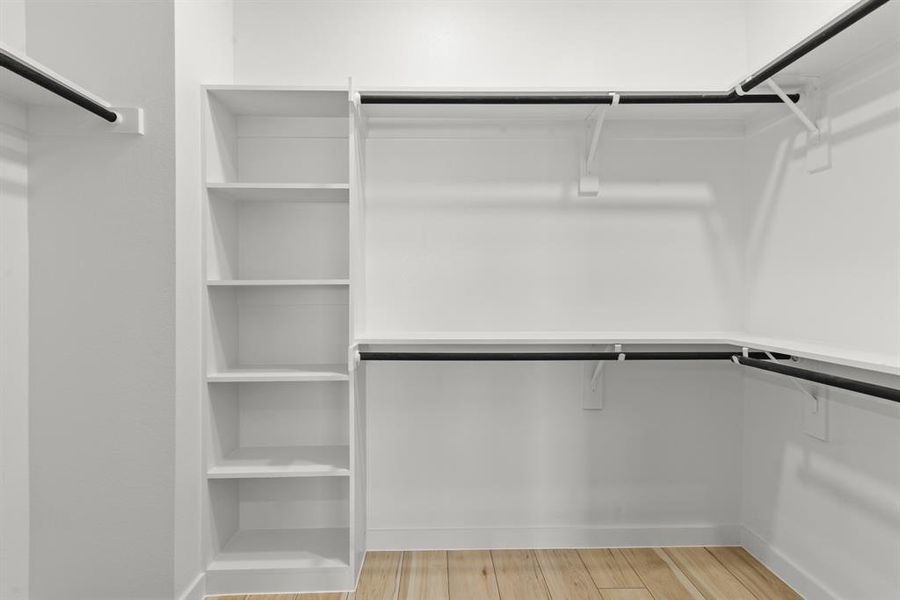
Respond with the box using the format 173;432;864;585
208;546;801;600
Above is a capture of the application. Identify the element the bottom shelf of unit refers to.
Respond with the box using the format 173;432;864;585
209;528;350;572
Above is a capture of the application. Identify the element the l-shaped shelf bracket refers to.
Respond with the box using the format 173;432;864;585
583;343;624;410
735;348;829;441
579;93;619;196
766;78;830;173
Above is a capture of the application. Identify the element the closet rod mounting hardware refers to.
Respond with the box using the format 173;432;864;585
583;343;623;410
736;0;893;94
580;93;618;196
766;79;820;136
589;344;623;391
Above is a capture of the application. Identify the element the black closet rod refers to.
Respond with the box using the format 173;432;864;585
359;351;790;361
735;356;900;404
359;91;797;105
0;48;119;123
737;0;892;93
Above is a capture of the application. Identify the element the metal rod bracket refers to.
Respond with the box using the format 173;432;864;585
766;78;831;173
584;343;622;410
767;78;819;135
579;93;618;196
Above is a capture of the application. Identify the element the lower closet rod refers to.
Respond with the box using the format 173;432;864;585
359;351;789;361
734;356;900;404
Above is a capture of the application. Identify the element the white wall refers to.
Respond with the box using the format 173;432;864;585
741;367;900;600
740;42;900;600
364;126;745;335
234;0;748;90
0;97;29;600
743;43;900;367
367;360;743;548
174;3;234;599
25;0;176;598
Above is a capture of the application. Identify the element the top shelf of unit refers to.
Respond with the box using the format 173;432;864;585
205;86;349;117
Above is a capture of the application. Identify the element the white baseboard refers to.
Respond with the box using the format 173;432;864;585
176;573;205;600
741;527;839;600
367;524;741;551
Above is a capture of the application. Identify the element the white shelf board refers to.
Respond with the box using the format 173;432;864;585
739;335;900;376
207;183;349;203
208;445;350;479
207;364;349;383
207;279;350;287
355;331;900;375
209;528;350;572
0;42;113;110
355;331;738;346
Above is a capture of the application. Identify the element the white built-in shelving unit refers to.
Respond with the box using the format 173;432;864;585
201;85;362;594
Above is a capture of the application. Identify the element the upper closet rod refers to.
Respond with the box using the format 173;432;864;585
359;91;796;105
737;0;893;93
735;356;900;404
0;46;119;123
359;351;789;361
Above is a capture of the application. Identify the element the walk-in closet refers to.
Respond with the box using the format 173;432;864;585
1;1;899;599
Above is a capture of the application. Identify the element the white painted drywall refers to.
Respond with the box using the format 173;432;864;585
364;127;745;335
741;366;900;600
25;0;176;598
367;360;743;548
0;97;29;600
234;0;748;90
740;42;900;600
174;2;234;599
743;44;900;366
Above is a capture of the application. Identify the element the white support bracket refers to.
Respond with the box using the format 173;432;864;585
109;107;145;135
766;78;830;173
579;93;618;196
583;344;623;410
28;105;144;135
733;349;829;441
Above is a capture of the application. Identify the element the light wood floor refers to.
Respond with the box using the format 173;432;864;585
213;547;802;600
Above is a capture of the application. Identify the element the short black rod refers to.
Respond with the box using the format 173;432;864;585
738;0;893;93
0;48;119;123
359;92;799;105
359;351;790;361
735;356;900;404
